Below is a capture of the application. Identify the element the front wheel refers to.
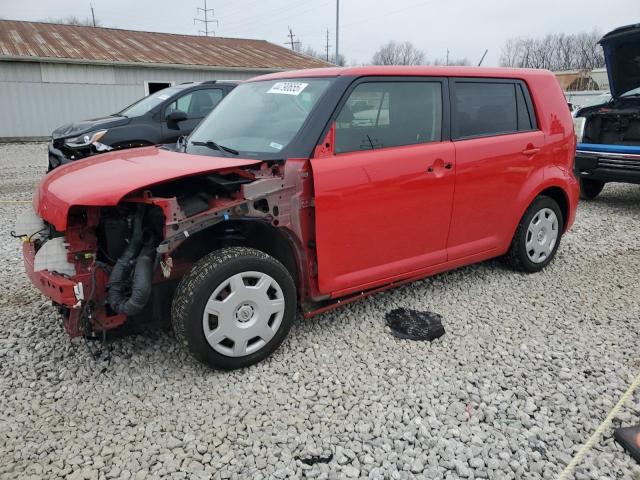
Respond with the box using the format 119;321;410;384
579;178;605;200
505;196;564;273
172;247;297;370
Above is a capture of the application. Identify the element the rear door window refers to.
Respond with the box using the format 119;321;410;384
515;84;533;131
335;81;442;153
452;80;536;139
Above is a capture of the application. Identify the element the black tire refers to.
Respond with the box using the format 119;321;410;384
172;247;296;370
579;178;605;200
505;196;564;273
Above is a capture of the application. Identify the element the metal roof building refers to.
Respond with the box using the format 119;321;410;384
0;20;330;139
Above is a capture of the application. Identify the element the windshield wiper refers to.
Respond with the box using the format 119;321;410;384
190;140;239;156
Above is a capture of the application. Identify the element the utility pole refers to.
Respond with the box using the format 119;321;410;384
325;29;331;61
446;49;449;66
90;3;96;27
285;26;299;51
194;0;218;37
335;0;340;64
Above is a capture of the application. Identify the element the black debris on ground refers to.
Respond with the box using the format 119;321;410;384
385;308;445;341
295;453;334;466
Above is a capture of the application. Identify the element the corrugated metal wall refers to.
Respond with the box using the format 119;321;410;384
0;61;260;138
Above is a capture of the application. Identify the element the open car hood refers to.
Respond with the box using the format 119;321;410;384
35;146;262;231
600;23;640;98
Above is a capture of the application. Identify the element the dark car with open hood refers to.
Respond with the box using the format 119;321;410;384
47;80;236;170
574;23;640;199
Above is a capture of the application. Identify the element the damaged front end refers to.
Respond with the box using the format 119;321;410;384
18;153;314;339
18;202;163;337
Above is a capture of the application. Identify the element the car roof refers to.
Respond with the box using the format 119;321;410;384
249;66;555;82
177;80;239;89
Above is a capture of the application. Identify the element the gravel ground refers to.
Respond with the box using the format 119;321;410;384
1;142;639;480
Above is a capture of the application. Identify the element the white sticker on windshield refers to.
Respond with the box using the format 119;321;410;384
157;94;170;100
267;82;308;96
269;141;283;150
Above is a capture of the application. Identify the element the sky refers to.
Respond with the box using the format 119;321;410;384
0;0;637;66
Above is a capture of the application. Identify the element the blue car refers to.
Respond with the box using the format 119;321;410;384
574;23;640;199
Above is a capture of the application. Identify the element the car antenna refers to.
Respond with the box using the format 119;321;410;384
477;49;488;67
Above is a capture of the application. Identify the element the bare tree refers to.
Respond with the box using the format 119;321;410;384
297;43;346;66
500;38;521;67
432;57;470;66
329;53;347;66
499;29;604;70
371;41;426;65
43;16;101;27
573;30;605;70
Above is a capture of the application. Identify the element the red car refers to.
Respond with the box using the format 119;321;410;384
16;66;578;369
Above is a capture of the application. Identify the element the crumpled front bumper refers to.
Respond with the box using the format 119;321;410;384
47;141;71;171
22;242;78;307
23;241;95;337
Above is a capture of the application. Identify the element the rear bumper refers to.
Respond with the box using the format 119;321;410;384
575;145;640;184
23;242;78;306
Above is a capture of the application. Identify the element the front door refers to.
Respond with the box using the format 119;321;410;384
162;88;224;142
311;78;455;295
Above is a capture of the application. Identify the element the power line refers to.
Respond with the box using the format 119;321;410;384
220;0;332;34
213;0;268;18
194;0;218;36
341;0;435;30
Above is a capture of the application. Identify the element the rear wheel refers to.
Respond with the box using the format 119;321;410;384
505;196;564;273
172;247;296;370
579;178;605;200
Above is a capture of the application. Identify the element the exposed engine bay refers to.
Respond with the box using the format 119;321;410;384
18;158;316;340
581;104;640;146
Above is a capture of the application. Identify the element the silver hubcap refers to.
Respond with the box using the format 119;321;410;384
202;271;285;357
526;208;559;263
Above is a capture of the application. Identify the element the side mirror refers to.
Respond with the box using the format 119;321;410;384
166;110;188;129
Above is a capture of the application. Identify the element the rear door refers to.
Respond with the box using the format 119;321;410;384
446;78;545;260
161;87;225;142
311;77;455;295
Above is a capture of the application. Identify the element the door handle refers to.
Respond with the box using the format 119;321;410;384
522;147;540;156
427;161;453;173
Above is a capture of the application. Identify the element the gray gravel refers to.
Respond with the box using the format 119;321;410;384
1;142;639;480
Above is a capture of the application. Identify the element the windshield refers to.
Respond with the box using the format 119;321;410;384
187;78;333;157
581;92;612;108
621;86;640;97
118;86;183;117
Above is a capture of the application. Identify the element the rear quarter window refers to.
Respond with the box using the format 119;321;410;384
452;80;536;139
